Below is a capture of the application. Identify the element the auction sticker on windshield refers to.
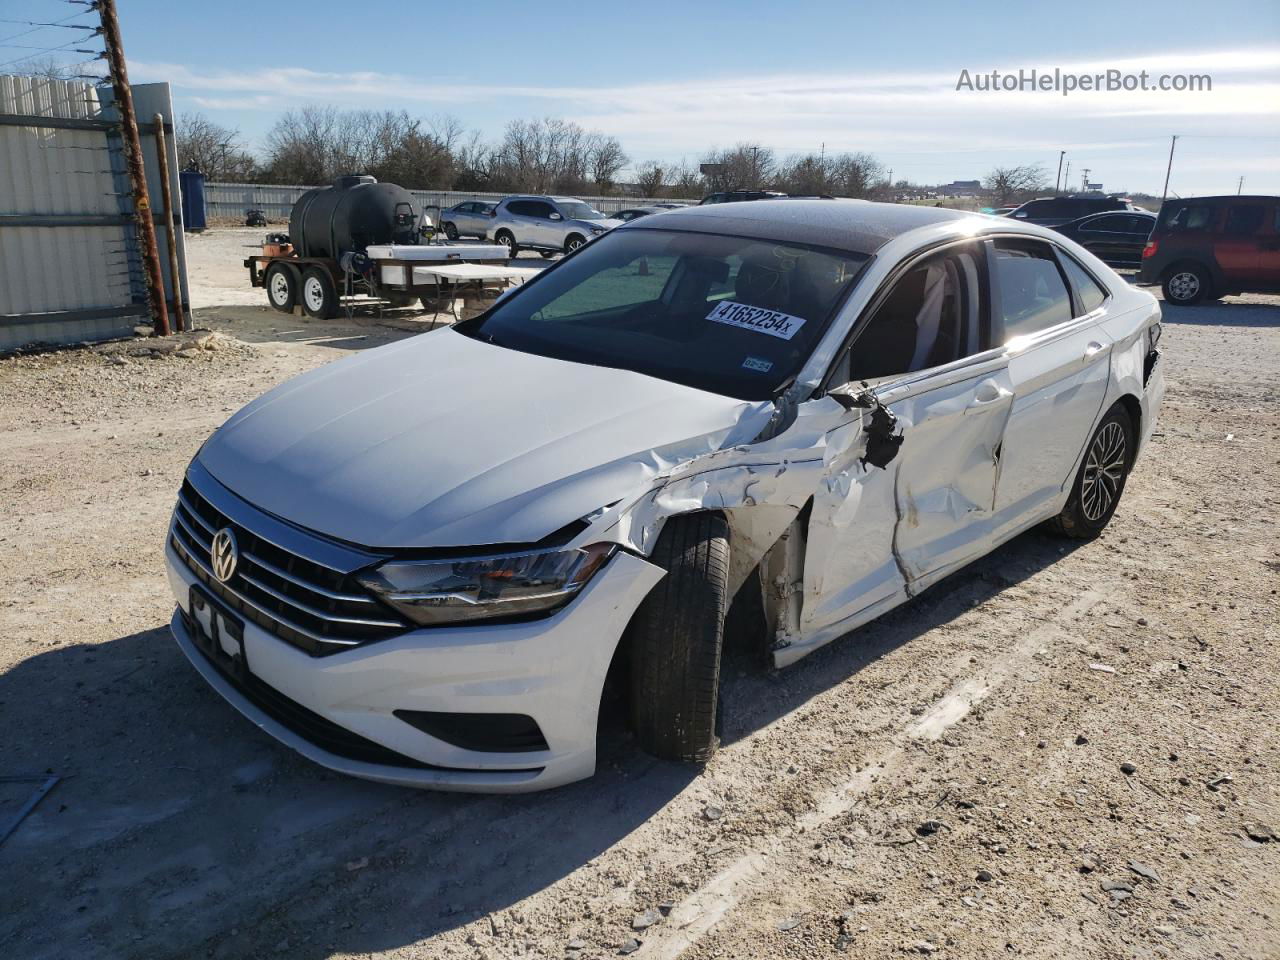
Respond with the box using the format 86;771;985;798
707;300;808;340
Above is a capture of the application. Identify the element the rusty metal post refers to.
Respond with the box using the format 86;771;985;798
99;0;169;336
152;113;185;332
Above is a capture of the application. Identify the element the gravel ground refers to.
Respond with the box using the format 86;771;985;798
1;230;1277;960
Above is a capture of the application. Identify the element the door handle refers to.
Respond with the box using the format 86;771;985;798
972;379;1009;405
1084;340;1106;358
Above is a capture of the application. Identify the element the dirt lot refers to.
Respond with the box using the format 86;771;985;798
1;229;1277;960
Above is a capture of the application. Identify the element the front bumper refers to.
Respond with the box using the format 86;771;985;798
167;541;664;792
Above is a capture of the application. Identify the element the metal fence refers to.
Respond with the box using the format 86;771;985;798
0;77;188;351
203;182;691;222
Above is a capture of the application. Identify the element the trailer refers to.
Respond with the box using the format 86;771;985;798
243;242;540;320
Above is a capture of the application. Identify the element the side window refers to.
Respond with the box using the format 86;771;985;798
506;200;533;217
992;240;1073;341
838;244;985;383
529;202;556;219
1058;251;1108;315
1166;205;1216;232
1086;215;1124;231
1224;205;1265;235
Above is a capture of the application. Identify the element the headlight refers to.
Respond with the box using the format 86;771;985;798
589;226;605;235
1148;321;1162;350
356;543;616;626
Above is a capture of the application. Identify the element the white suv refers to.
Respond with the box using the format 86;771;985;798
489;195;621;256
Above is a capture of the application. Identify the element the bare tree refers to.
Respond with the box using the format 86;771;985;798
700;143;774;192
667;160;705;199
488;117;626;194
633;161;666;197
176;113;257;180
587;133;627;193
831;152;886;199
983;164;1047;206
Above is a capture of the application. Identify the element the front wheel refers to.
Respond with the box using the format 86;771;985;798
1162;264;1210;305
443;222;459;241
300;267;338;320
264;263;296;312
1046;403;1134;539
564;234;586;253
628;513;730;763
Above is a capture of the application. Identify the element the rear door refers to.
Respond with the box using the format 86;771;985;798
1261;205;1280;286
1217;203;1268;285
989;238;1111;536
802;240;1014;637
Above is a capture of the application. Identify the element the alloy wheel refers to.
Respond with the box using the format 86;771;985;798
1081;420;1126;521
1168;271;1199;302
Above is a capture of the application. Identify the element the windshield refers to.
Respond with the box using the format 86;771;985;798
556;201;607;220
458;228;868;400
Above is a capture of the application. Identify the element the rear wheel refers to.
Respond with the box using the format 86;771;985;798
300;267;338;319
628;513;730;763
443;222;459;241
1046;403;1134;539
265;263;296;312
1162;264;1210;305
494;230;518;256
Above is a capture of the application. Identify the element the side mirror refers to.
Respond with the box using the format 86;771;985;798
549;212;562;221
826;384;904;469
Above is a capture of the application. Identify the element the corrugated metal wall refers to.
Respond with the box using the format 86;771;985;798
204;182;687;222
0;76;188;351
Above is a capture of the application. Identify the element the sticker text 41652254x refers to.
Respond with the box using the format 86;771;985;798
706;300;808;341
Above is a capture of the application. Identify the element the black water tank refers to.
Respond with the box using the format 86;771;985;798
288;175;418;259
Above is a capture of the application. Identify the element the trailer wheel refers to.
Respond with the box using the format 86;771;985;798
301;267;338;320
265;263;296;312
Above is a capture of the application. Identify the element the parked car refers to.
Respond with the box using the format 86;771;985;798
612;206;666;222
699;190;786;205
245;209;267;227
1008;195;1137;227
1054;211;1156;269
1139;195;1280;304
167;199;1163;792
439;200;495;240
488;195;621;256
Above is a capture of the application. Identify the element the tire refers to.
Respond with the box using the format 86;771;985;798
1162;263;1210;305
264;263;296;312
443;222;459;241
300;267;338;320
494;230;518;256
564;233;586;253
384;292;417;309
540;251;557;259
628;513;730;763
1046;403;1135;540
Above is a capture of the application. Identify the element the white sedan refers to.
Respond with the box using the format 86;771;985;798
165;199;1164;792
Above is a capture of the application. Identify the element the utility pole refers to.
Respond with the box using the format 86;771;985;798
1237;176;1244;195
1081;168;1091;192
1063;161;1070;194
1161;135;1179;202
1054;150;1065;192
99;0;169;336
751;145;759;189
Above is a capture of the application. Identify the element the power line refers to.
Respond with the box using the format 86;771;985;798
0;9;91;46
0;30;100;70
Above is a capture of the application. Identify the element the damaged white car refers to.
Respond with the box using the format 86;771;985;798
166;200;1164;792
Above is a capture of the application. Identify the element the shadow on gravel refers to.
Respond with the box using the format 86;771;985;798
0;527;1084;960
1159;300;1280;327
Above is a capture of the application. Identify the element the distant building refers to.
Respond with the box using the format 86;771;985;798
941;179;983;197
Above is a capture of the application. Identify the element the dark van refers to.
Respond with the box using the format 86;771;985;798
1139;196;1280;304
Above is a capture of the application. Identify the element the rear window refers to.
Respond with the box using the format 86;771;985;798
1160;204;1217;233
992;240;1073;341
459;228;868;400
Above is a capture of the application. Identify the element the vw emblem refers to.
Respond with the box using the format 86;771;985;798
211;527;239;583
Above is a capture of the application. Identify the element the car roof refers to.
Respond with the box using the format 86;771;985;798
1162;194;1279;204
617;198;976;255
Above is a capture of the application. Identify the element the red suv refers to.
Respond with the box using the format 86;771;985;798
1139;195;1280;304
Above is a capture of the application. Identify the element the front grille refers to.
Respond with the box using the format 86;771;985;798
170;478;408;657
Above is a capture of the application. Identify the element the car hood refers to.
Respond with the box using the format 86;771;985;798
197;328;773;549
580;218;622;230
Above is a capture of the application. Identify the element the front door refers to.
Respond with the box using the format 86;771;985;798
1217;203;1268;286
800;240;1013;641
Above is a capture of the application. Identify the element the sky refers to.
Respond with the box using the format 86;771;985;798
5;0;1279;196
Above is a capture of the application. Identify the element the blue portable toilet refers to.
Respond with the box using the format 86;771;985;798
179;169;207;231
